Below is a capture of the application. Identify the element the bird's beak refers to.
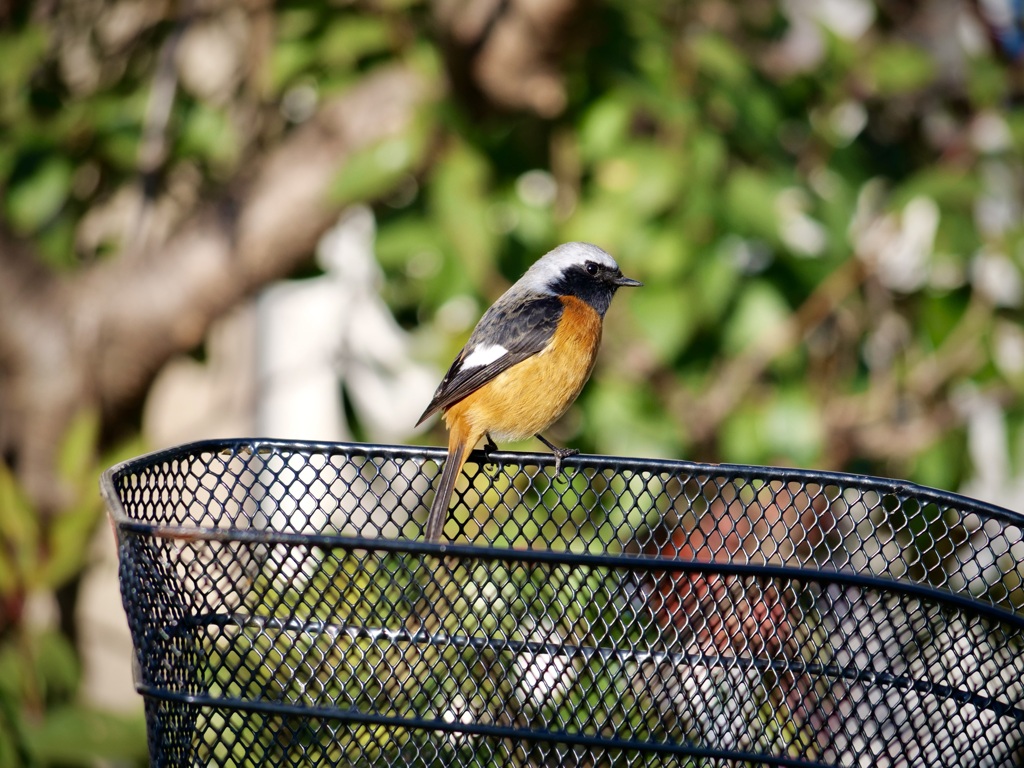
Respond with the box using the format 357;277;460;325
613;274;643;287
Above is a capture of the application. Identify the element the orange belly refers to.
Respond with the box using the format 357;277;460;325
444;296;602;444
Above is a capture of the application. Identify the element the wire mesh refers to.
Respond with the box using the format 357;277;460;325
100;439;1024;767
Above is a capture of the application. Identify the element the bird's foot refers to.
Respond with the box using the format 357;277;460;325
535;434;579;476
550;445;580;475
483;434;499;476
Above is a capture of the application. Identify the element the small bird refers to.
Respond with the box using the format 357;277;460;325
416;242;641;541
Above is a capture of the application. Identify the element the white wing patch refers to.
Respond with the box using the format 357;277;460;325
461;343;509;370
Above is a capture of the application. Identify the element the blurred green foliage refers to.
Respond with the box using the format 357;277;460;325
2;1;1020;483
0;410;148;766
369;2;1021;495
2;0;1024;762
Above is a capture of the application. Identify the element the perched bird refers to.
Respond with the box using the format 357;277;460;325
416;242;641;541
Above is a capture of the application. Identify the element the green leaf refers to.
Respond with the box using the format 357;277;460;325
270;39;318;93
97;131;140;171
720;389;823;466
594;143;683;217
0;461;39;587
509;200;556;248
56;408;100;487
762;388;823;465
722;281;791;356
967;55;1008;108
866;42;936;96
5;156;73;235
587;379;684;459
689;32;750;86
631;284;696;363
562;195;634;253
36;212;78;270
694;246;742;325
429;141;496;286
0;26;49;121
179;103;240;174
911;432;966;491
278;6;321;39
24;706;149;765
332;114;430;206
40;501;102;590
689;129;728;188
319;16;394;70
579;95;632;162
33;631;80;701
624;227;691;281
890;167;979;210
724;168;785;244
375;217;443;271
737;87;782;147
720;399;764;465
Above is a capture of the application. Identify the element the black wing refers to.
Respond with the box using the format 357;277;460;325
416;294;564;424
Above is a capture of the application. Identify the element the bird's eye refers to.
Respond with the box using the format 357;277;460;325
586;262;599;276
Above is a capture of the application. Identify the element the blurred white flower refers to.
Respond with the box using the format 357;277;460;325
514;621;577;712
769;0;874;73
974;160;1021;238
971;249;1023;307
971;112;1013;154
829;100;867;145
776;188;828;257
853;191;939;293
516;169;559;208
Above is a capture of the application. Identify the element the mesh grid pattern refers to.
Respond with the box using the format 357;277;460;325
101;439;1024;767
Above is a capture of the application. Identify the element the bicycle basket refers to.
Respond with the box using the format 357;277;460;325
101;439;1024;767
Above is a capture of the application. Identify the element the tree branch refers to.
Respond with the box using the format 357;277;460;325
433;0;587;116
0;64;433;514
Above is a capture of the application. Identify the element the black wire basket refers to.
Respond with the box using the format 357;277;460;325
100;438;1024;767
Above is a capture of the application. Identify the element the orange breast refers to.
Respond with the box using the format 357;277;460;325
444;296;603;443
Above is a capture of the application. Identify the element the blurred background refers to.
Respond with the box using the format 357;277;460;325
1;0;1023;763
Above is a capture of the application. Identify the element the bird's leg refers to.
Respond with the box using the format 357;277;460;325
535;434;579;475
482;433;499;476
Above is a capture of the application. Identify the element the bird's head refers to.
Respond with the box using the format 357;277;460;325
517;242;642;315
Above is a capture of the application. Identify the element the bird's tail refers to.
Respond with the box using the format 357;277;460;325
424;420;480;541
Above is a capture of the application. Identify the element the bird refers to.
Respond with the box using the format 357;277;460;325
416;241;641;541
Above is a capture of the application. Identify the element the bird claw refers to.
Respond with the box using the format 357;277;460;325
483;435;499;476
534;434;578;480
551;446;579;476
